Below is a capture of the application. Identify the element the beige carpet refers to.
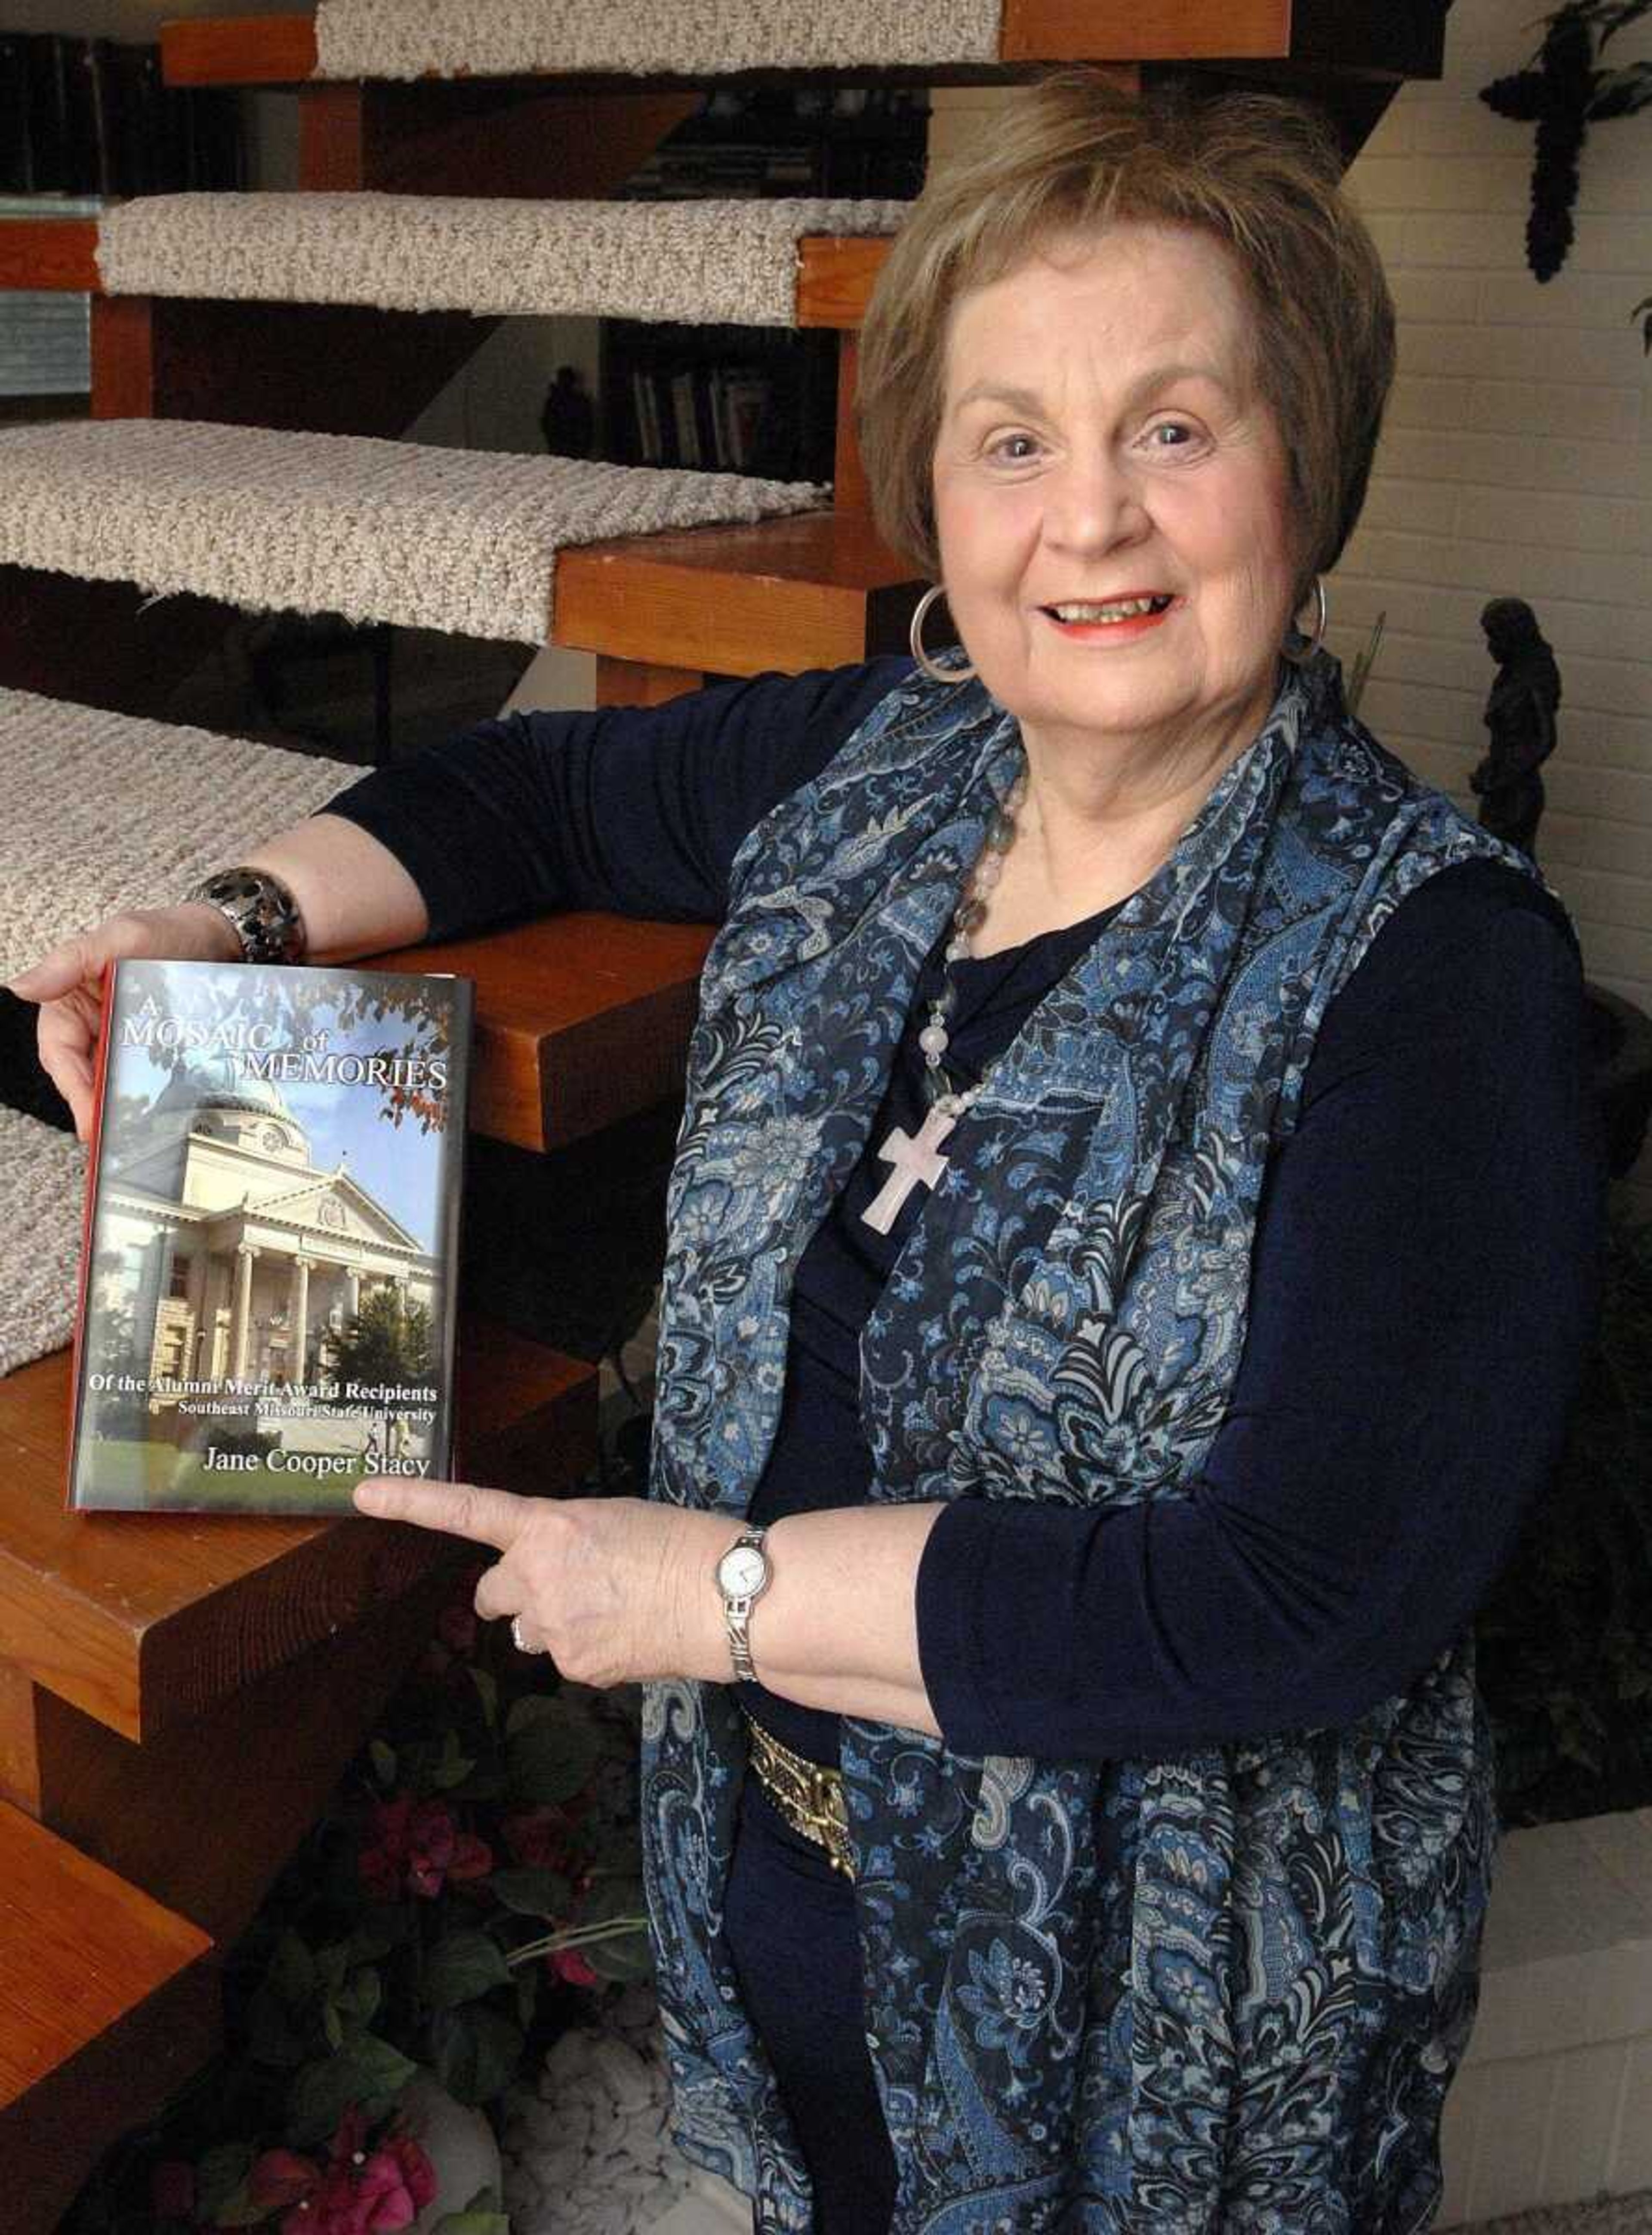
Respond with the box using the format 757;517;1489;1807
313;0;1002;78
0;421;827;644
97;194;909;325
0;684;354;988
0;1107;87;1379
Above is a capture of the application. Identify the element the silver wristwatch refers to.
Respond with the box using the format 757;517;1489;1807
185;866;307;965
715;1527;771;1682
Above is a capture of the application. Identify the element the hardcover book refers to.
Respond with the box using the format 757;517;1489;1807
67;957;472;1514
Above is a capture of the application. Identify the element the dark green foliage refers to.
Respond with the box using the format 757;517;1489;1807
1477;1212;1652;1824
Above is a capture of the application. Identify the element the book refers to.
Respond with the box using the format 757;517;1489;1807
0;37;34;194
67;957;473;1515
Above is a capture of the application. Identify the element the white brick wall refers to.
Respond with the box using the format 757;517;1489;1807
1336;0;1652;1220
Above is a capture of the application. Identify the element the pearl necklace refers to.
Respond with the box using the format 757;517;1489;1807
917;767;1029;1116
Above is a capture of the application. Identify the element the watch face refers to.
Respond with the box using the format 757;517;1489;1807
719;1544;767;1597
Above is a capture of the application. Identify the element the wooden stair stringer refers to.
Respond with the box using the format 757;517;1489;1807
0;1799;219;2235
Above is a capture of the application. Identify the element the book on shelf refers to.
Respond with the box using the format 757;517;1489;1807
0;32;240;197
67;957;473;1516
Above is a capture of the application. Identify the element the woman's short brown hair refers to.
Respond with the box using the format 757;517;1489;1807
857;74;1395;607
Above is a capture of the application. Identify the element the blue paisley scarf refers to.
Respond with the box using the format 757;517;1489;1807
641;653;1551;2233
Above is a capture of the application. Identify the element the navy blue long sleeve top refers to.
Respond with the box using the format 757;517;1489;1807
324;658;1607;1766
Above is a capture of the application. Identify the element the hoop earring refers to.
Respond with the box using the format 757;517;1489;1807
909;584;977;684
1282;576;1328;665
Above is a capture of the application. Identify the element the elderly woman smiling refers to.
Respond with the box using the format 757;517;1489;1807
15;76;1604;2235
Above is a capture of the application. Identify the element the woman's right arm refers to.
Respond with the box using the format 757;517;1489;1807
6;814;429;1136
9;658;908;1138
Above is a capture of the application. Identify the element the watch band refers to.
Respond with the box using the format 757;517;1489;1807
718;1526;770;1683
184;866;307;965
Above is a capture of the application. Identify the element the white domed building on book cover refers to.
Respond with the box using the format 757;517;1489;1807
69;956;472;1513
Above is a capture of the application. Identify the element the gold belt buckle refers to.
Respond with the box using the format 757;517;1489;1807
745;1716;855;1880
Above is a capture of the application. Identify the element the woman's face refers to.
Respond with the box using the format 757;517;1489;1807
931;220;1300;768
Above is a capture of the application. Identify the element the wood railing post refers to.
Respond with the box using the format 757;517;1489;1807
91;296;157;419
833;332;871;518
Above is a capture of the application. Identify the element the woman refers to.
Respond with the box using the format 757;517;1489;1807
14;79;1604;2233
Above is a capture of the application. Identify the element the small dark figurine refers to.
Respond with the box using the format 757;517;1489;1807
1471;598;1562;861
539;364;595;459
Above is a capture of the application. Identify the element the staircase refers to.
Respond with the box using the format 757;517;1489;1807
0;6;1449;2223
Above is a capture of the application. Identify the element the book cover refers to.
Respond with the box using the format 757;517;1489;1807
67;957;473;1515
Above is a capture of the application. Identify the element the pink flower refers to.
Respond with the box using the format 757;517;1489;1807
383;2134;438;2214
259;2115;438;2235
250;2147;322;2214
358;1795;492;1901
548;1945;600;1989
327;2106;370;2165
502;1799;586;1874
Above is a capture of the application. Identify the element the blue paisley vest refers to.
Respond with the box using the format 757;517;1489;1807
640;654;1552;2234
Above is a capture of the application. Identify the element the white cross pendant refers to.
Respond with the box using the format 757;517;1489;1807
860;1104;959;1235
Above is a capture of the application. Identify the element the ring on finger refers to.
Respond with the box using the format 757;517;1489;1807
511;1613;548;1656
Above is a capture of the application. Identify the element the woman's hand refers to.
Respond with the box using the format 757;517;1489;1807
5;904;242;1140
353;1476;742;1688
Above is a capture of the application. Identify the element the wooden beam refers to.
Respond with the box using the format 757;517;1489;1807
833;332;871;516
299;82;373;191
1283;0;1444;81
299;81;700;197
0;220;101;296
555;511;923;678
161;12;317;86
376;911;715;1153
1002;0;1290;62
797;237;891;332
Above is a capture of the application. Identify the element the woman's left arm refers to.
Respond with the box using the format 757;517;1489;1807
354;861;1605;1755
906;861;1609;1761
351;1467;948;1729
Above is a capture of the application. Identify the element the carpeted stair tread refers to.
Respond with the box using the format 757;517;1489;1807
0;685;354;992
311;0;1002;79
96;193;909;324
0;421;827;644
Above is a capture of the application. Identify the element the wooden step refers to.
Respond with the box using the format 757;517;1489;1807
554;509;922;675
162;2;1433;87
0;1801;218;2235
0;213;893;332
0;419;826;647
0;1329;595;1746
92;194;905;326
381;909;715;1153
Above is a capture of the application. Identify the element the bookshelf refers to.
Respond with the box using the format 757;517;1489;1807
595;84;926;486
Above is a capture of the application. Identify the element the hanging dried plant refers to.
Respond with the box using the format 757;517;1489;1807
1480;0;1652;281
